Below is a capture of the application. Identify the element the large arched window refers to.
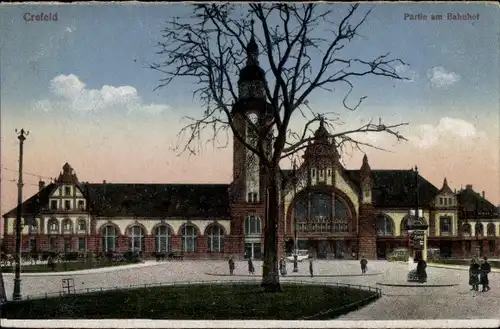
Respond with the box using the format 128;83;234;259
487;223;496;236
101;224;118;252
154;225;172;252
47;217;59;234
292;192;351;233
127;225;145;251
376;214;393;236
244;216;261;235
181;224;198;252
206;224;224;252
62;218;73;234
475;223;484;237
400;214;426;235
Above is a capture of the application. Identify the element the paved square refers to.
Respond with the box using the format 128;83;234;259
2;260;499;319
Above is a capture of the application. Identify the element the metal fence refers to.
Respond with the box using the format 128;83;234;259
17;279;381;302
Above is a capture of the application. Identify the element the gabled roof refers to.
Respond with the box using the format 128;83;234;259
2;183;58;218
3;183;231;219
457;187;498;216
82;183;231;218
346;169;439;208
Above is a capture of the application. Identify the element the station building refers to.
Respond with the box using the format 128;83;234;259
3;31;499;260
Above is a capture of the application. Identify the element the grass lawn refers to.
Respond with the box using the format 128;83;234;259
433;259;499;268
0;260;139;273
1;283;379;319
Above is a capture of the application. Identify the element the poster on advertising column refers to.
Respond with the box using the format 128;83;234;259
0;267;6;306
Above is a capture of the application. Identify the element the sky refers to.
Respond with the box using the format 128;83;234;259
1;2;499;219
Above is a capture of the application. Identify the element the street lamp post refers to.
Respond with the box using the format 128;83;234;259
13;128;28;301
292;160;298;272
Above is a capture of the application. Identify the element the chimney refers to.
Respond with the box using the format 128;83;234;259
38;180;45;191
482;191;485;199
103;180;107;184
465;184;473;190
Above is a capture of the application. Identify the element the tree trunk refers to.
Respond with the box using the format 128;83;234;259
260;165;282;292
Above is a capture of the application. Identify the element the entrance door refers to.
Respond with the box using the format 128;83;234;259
439;241;452;258
376;241;388;259
334;240;345;259
317;240;329;259
64;237;71;252
244;242;262;260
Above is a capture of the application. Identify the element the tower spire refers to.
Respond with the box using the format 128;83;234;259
246;18;259;65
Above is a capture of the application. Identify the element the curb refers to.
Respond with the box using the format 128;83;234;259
427;263;500;273
376;282;459;287
204;272;382;278
1;261;166;277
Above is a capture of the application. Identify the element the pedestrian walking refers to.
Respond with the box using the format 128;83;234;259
469;259;480;291
360;255;368;274
480;256;491;292
309;256;314;277
279;257;287;276
248;257;255;275
228;256;235;275
416;258;427;283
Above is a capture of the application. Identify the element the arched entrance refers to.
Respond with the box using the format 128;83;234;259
287;187;356;259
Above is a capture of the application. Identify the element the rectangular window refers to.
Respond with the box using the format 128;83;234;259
488;240;496;253
78;200;84;210
439;198;443;205
29;237;37;251
444;198;448;206
78;221;86;231
465;240;471;252
440;216;451;234
51;200;58;210
63;237;71;252
78;237;86;251
448;198;452;206
64;186;71;196
312;169;316;178
327;169;331;177
319;170;324;178
49;236;57;251
65;200;71;210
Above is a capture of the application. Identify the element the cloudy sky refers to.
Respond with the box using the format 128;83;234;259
1;2;499;216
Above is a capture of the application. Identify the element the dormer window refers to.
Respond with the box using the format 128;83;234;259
65;200;71;210
64;186;71;196
439;198;443;205
78;200;85;210
444;198;448;206
51;200;58;210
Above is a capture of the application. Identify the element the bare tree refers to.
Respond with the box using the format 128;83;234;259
151;3;409;292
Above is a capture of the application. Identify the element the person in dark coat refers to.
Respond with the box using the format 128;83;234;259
228;256;235;275
480;256;491;292
416;258;427;283
309;256;314;277
360;256;368;274
248;257;255;275
469;259;480;291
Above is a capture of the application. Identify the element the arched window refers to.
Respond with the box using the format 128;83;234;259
101;224;118;252
400;214;426;235
154;225;172;252
376;214;393;236
462;223;471;236
487;223;496;236
127;225;145;251
48;218;59;234
292;192;351;233
62;218;72;234
475;223;484;237
77;218;87;232
244;216;261;235
181;224;197;252
206;225;224;252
